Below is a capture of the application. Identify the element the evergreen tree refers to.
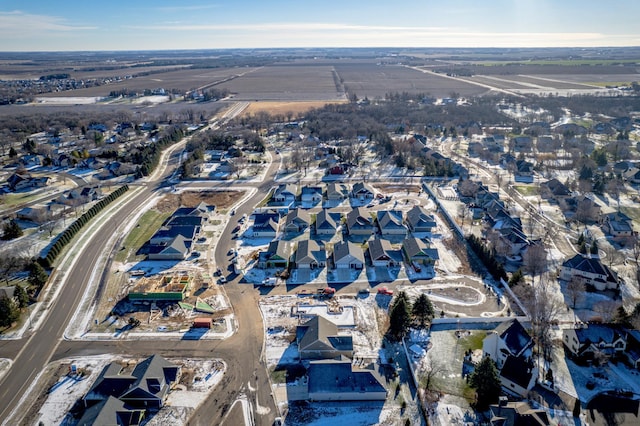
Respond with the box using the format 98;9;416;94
508;269;524;287
1;220;23;240
388;291;411;340
412;293;434;327
14;285;29;309
0;296;19;328
469;357;501;411
28;262;48;289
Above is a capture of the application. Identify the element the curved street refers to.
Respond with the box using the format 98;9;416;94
0;109;281;426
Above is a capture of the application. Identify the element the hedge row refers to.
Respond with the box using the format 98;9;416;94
38;185;129;269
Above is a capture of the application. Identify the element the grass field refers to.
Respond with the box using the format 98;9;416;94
514;185;539;197
115;209;170;263
241;100;346;116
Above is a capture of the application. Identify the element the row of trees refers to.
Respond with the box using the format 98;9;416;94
38;185;129;269
465;235;508;282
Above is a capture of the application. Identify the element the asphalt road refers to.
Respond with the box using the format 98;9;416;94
0;117;281;425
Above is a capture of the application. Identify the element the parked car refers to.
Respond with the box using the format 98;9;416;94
377;287;393;296
218;276;227;284
230;209;236;216
232;225;241;233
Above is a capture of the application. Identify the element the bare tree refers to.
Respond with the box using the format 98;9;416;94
601;242;623;268
523;242;548;284
593;300;621;323
513;276;563;364
565;277;586;309
419;357;446;392
457;204;471;230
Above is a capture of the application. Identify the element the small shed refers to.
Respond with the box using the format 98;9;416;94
192;318;212;329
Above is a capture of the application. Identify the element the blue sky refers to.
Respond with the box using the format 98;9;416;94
1;0;639;51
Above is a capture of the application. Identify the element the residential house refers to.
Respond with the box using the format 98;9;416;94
293;240;326;270
252;212;280;238
80;186;104;202
404;205;437;235
346;207;374;238
563;324;627;362
499;355;538;397
350;182;375;202
559;254;620;291
296;315;353;359
148;235;190;260
307;358;387;401
83;354;180;411
326;183;349;202
77;396;145;426
332;240;365;269
623;167;640;185
402;237;439;269
272;183;297;205
6;172;49;192
376;210;407;237
536;135;559;153
367;238;398;267
554;123;588;136
513;136;533;152
16;204;65;224
258;240;291;269
625;329;640;370
540;178;571;202
490;399;554;426
315;209;338;236
514;160;534;183
483;319;534;369
284;208;311;234
601;211;634;238
482;136;504;153
118;355;181;409
301;185;323;205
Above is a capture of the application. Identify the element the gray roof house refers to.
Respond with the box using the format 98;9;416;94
326;183;349;202
482;319;534;369
346;207;374;237
301;185;323;205
252;212;280;238
563;324;627;362
601;211;634;238
272;183;297;204
405;205;437;234
307;358;387;401
559;254;619;291
367;238;398;267
284;208;311;234
148;235;190;260
402;237;439;267
296;316;353;359
490;400;553;426
293;240;326;269
77;396;145;426
83;354;180;412
118;355;180;409
499;355;537;398
332;240;364;269
315;209;338;236
350;182;375;201
258;240;291;269
376;210;407;237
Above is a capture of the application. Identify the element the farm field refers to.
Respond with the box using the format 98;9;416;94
336;63;488;98
494;74;597;89
217;64;343;101
38;66;259;97
241;100;346;116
